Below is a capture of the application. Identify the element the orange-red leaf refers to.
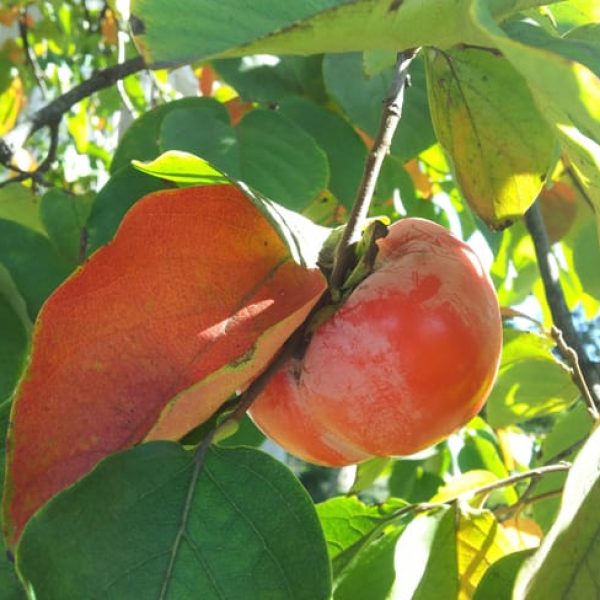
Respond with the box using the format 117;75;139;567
3;184;326;546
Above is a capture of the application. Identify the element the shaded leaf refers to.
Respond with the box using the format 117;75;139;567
425;46;555;228
0;220;72;319
86;164;170;254
388;458;444;503
158;106;329;211
278;97;367;209
213;54;327;104
236;110;329;210
16;443;331;600
40;189;93;266
323;54;435;162
540;401;594;463
110;97;228;172
159;106;241;177
472;550;533;600
3;184;327;546
514;426;600;598
0;296;28;402
0;400;26;599
217;415;265;449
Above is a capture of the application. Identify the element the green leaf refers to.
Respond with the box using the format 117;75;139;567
0;221;72;319
334;526;403;600
456;508;516;597
159;106;241;177
111;97;228;173
514;426;600;598
236;110;329;210
472;550;533;600
39;189;93;266
530;402;594;532
0;184;44;234
157;106;328;210
133;150;231;185
130;0;534;67
388;459;444;503
486;330;579;428
349;456;392;494
540;401;594;463
0;295;28;402
217;415;265;448
317;496;406;576
392;506;458;599
323;54;435;162
469;0;600;232
85;164;171;254
278;97;367;209
17;443;331;600
0;400;27;599
425;45;555;228
570;218;600;301
213;55;327;104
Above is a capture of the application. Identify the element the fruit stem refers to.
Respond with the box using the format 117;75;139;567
329;49;418;295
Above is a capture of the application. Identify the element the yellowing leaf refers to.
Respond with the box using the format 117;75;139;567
501;517;543;551
425;46;555;228
457;508;519;599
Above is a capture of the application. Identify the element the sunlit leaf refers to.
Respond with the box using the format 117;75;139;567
456;508;517;599
486;330;579;427
514;426;600;598
130;0;543;67
132;150;230;184
317;495;406;580
392;506;458;599
425;46;554;228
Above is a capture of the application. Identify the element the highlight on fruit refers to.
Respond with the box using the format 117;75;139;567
250;218;503;466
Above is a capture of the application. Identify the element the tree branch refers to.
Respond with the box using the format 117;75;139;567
329;49;417;295
0;55;146;186
524;201;600;412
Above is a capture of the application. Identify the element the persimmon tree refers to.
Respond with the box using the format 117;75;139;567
0;1;599;599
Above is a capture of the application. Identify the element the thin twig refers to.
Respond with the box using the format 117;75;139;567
383;463;571;525
18;8;49;98
524;201;600;410
467;462;571;499
493;488;564;518
552;326;600;420
329;49;418;294
0;55;146;186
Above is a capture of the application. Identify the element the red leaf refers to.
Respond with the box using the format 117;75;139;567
3;184;326;546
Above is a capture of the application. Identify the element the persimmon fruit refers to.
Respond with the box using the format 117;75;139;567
249;218;502;466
